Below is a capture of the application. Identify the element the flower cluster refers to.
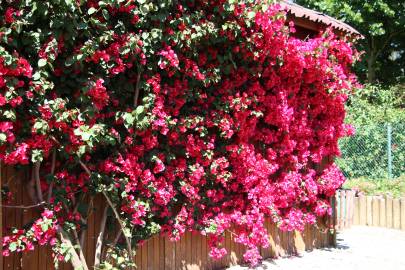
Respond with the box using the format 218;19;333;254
0;0;357;267
2;210;58;257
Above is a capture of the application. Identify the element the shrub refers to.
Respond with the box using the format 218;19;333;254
0;0;357;268
343;175;405;198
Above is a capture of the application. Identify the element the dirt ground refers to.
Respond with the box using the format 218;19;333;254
227;226;405;270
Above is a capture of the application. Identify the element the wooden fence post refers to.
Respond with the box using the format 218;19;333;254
401;199;405;231
354;196;359;225
366;196;373;226
393;199;401;229
372;197;380;226
346;190;352;228
379;197;386;227
349;191;355;227
340;190;345;228
335;190;342;229
386;196;393;228
359;195;366;225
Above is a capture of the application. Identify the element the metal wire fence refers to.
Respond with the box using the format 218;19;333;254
336;123;405;180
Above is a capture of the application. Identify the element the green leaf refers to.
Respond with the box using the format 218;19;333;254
9;242;17;252
88;7;98;15
247;11;256;19
32;72;41;81
102;9;110;20
32;149;44;163
38;58;47;67
0;133;7;143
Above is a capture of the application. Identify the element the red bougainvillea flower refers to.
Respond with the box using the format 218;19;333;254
0;0;358;267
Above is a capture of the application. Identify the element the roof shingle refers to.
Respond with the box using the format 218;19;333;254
280;1;363;37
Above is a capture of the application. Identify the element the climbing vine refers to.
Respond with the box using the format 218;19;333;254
0;0;358;268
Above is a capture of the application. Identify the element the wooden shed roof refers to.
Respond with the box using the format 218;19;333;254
280;1;363;38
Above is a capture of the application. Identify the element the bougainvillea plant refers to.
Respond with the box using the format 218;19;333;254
0;0;359;269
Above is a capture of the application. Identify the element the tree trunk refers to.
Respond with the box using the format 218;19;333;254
367;52;376;83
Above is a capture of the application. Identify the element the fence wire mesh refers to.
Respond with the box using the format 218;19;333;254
336;123;405;180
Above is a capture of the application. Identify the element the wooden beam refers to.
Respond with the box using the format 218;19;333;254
287;15;322;32
287;15;354;39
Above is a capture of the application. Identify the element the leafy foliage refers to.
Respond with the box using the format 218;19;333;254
0;0;357;268
343;175;405;198
345;84;405;125
295;0;405;84
336;84;404;179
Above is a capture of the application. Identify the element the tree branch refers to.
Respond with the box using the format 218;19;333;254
47;149;57;203
27;167;38;204
58;228;89;270
133;67;142;107
78;159;134;268
1;202;46;209
112;230;122;247
72;228;88;268
34;162;44;202
102;191;133;263
375;29;405;59
94;205;108;268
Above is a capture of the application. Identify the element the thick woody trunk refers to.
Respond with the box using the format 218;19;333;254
367;52;376;83
367;37;377;83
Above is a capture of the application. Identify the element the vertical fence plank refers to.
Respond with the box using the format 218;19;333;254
393;199;401;229
260;220;271;259
343;190;350;228
386;196;393;228
186;232;192;269
372;196;380;226
4;167;15;270
294;230;305;254
201;235;208;270
14;168;23;270
330;196;337;246
197;232;203;269
164;236;175;270
160;236;165;270
267;221;277;257
154;236;160;269
87;206;95;268
147;236;155;270
401;199;405;231
141;240;148;270
349;191;355;227
340;190;345;229
353;196;360;225
134;245;142;270
21;170;39;270
379;197;386;227
335;191;339;229
366;196;373;226
359;195;366;225
229;231;237;266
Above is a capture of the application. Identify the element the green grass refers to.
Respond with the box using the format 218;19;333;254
343;175;405;198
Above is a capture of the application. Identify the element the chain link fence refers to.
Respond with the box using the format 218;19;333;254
336;123;405;180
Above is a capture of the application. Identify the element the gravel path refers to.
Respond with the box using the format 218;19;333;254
227;226;405;270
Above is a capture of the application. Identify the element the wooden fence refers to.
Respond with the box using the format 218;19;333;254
335;189;356;229
1;165;336;270
336;189;405;231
